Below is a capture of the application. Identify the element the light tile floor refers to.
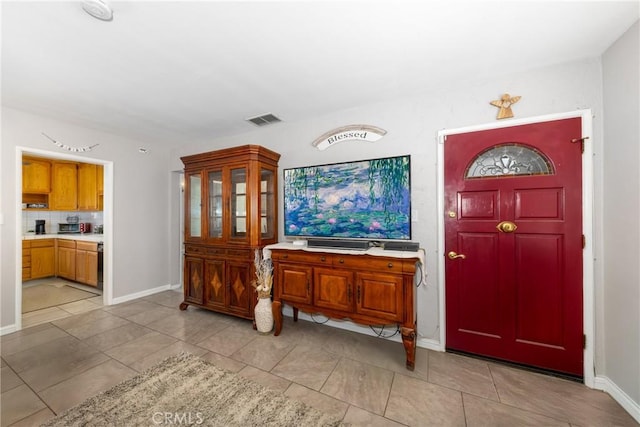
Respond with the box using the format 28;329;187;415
1;290;638;427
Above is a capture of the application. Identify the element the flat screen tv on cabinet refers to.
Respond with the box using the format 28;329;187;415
283;155;411;241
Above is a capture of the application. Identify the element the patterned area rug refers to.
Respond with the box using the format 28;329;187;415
42;353;344;427
22;283;99;313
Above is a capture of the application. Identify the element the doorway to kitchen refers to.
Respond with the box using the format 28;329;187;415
15;147;113;331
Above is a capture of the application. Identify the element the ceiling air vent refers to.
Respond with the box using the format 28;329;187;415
246;113;282;127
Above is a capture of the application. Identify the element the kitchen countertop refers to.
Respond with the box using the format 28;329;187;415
23;233;104;243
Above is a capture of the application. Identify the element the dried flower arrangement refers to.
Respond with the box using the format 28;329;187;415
252;249;273;299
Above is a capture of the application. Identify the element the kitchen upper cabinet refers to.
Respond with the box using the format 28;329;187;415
50;162;78;210
180;145;280;320
23;156;103;211
22;157;51;194
77;163;99;210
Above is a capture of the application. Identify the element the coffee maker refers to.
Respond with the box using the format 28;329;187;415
35;220;45;235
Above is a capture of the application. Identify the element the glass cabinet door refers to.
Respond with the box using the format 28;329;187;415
260;168;275;239
188;173;202;238
208;170;223;239
230;168;247;239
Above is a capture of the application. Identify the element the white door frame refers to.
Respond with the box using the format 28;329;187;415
436;110;594;387
14;147;114;330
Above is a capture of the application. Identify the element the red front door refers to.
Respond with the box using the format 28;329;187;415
444;118;584;376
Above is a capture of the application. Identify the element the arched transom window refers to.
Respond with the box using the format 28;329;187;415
465;143;554;179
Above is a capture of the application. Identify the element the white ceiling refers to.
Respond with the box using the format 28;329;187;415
2;1;638;147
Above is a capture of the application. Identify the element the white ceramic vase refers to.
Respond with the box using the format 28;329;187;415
254;297;274;334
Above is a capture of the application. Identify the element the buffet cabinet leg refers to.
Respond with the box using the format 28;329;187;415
401;326;417;371
272;300;283;336
179;302;189;311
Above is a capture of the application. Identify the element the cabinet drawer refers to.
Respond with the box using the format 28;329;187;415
185;245;207;255
31;239;54;248
271;250;331;265
23;255;31;267
333;255;404;273
57;239;76;249
76;241;97;252
23;241;32;249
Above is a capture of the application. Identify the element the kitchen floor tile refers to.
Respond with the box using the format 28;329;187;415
126;305;179;326
490;363;638;426
284;383;350;421
462;393;569;426
271;344;340;390
21;306;71;328
385;372;465;426
428;350;499;400
0;384;47;427
82;322;153;351
196;322;257;357
6;408;55;427
320;357;394;415
39;359;136;414
128;340;208;372
342;406;406;427
231;333;296;371
105;331;178;367
1;323;69;357
54;311;130;340
199;351;247;373
142;289;183;308
237;365;292;393
1;366;24;393
57;298;103;315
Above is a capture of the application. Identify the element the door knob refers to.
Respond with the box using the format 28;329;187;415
496;220;517;233
447;251;466;260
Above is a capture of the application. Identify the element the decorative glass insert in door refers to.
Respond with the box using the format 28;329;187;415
465;143;553;179
189;173;202;238
231;168;247;238
208;170;223;238
260;168;275;239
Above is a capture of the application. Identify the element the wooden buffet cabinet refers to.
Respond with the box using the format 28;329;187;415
180;145;280;320
269;245;421;370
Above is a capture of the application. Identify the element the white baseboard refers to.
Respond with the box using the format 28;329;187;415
169;283;182;291
0;324;17;336
110;283;176;305
594;375;640;424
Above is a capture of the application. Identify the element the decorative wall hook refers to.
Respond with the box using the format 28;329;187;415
42;132;99;152
490;93;521;119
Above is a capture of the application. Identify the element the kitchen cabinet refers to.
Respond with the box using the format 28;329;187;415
22;157;51;194
50;161;78;210
77;163;99;210
57;239;77;280
22;239;55;281
76;241;98;287
180;145;280;320
22;241;31;281
30;239;55;279
270;247;420;370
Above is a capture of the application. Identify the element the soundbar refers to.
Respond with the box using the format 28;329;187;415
383;241;420;252
307;239;370;250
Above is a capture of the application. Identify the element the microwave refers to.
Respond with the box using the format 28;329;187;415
58;223;80;234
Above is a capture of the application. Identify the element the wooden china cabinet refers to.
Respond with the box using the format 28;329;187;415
179;145;280;320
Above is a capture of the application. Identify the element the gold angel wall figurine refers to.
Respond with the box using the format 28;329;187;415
490;93;521;119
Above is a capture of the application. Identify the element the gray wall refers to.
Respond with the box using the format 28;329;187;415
602;20;640;404
0;108;173;328
170;57;605;345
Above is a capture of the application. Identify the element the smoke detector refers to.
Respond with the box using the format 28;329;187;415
82;0;113;21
